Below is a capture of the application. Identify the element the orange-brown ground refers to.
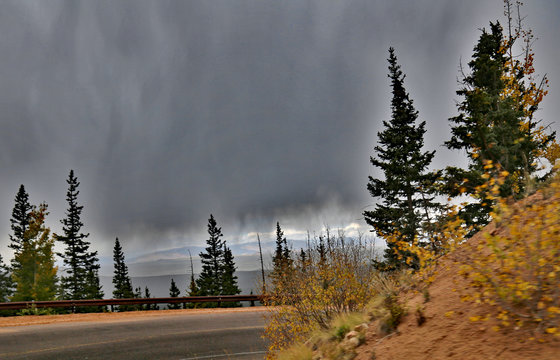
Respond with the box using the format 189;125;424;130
0;306;269;328
355;196;560;360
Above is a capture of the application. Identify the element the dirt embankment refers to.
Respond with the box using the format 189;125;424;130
355;196;560;360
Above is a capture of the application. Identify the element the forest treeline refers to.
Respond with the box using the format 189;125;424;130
0;170;245;313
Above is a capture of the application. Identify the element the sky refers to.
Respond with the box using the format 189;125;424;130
0;0;559;276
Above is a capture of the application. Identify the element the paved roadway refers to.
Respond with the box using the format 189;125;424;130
0;310;268;359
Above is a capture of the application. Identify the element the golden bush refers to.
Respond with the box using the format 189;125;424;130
263;232;379;357
460;174;560;335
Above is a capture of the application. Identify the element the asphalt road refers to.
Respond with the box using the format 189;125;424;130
0;310;268;359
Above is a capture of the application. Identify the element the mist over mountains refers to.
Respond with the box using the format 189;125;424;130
100;270;265;300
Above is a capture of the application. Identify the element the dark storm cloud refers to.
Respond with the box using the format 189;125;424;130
0;1;558;263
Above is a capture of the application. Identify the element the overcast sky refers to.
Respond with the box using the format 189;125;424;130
0;0;559;276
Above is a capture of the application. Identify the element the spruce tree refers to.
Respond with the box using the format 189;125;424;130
188;273;198;296
298;248;307;271
144;287;157;310
58;170;102;300
0;254;12;302
9;185;34;268
196;214;225;300
221;244;241;307
187;250;198;296
445;22;553;233
272;222;286;271
273;222;292;271
186;250;199;308
112;238;134;300
84;261;104;300
317;236;326;266
363;47;442;270
168;278;181;309
269;222;293;291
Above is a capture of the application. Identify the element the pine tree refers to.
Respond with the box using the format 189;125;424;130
272;222;289;271
317;236;326;265
298;248;307;272
445;20;554;233
221;244;241;307
187;249;198;296
112;238;134;300
144;287;157;310
83;261;104;300
131;286;143;311
196;215;225;300
168;278;181;309
9;185;34;268
0;254;13;302
188;273;198;296
186;250;199;308
11;204;58;302
57;170;102;300
363;47;442;270
269;222;290;292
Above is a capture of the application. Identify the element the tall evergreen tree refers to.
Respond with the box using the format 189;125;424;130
270;222;293;291
187;272;198;295
9;185;34;268
272;222;286;271
83;261;104;300
298;248;307;270
0;254;12;302
196;214;224;298
185;250;199;309
363;47;442;270
187;250;198;295
112;238;134;300
11;204;58;302
445;21;553;232
221;244;241;307
168;278;181;309
144;286;157;310
57;170;102;300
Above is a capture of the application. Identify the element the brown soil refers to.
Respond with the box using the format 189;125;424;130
356;194;560;360
0;306;269;328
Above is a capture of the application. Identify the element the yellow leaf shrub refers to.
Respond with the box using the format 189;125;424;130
460;174;560;333
263;232;379;358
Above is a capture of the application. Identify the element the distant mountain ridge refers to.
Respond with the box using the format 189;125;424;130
99;270;265;299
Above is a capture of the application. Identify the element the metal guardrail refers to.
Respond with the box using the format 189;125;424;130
0;295;265;310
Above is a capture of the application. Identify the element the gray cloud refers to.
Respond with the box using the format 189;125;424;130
0;1;558;273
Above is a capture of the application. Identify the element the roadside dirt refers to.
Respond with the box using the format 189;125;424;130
0;306;269;328
355;193;560;360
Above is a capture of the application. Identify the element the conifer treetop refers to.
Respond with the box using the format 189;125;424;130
364;47;442;269
9;184;34;254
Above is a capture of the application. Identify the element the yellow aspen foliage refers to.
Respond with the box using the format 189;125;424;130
500;0;556;167
263;232;379;358
459;169;560;334
11;203;58;302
